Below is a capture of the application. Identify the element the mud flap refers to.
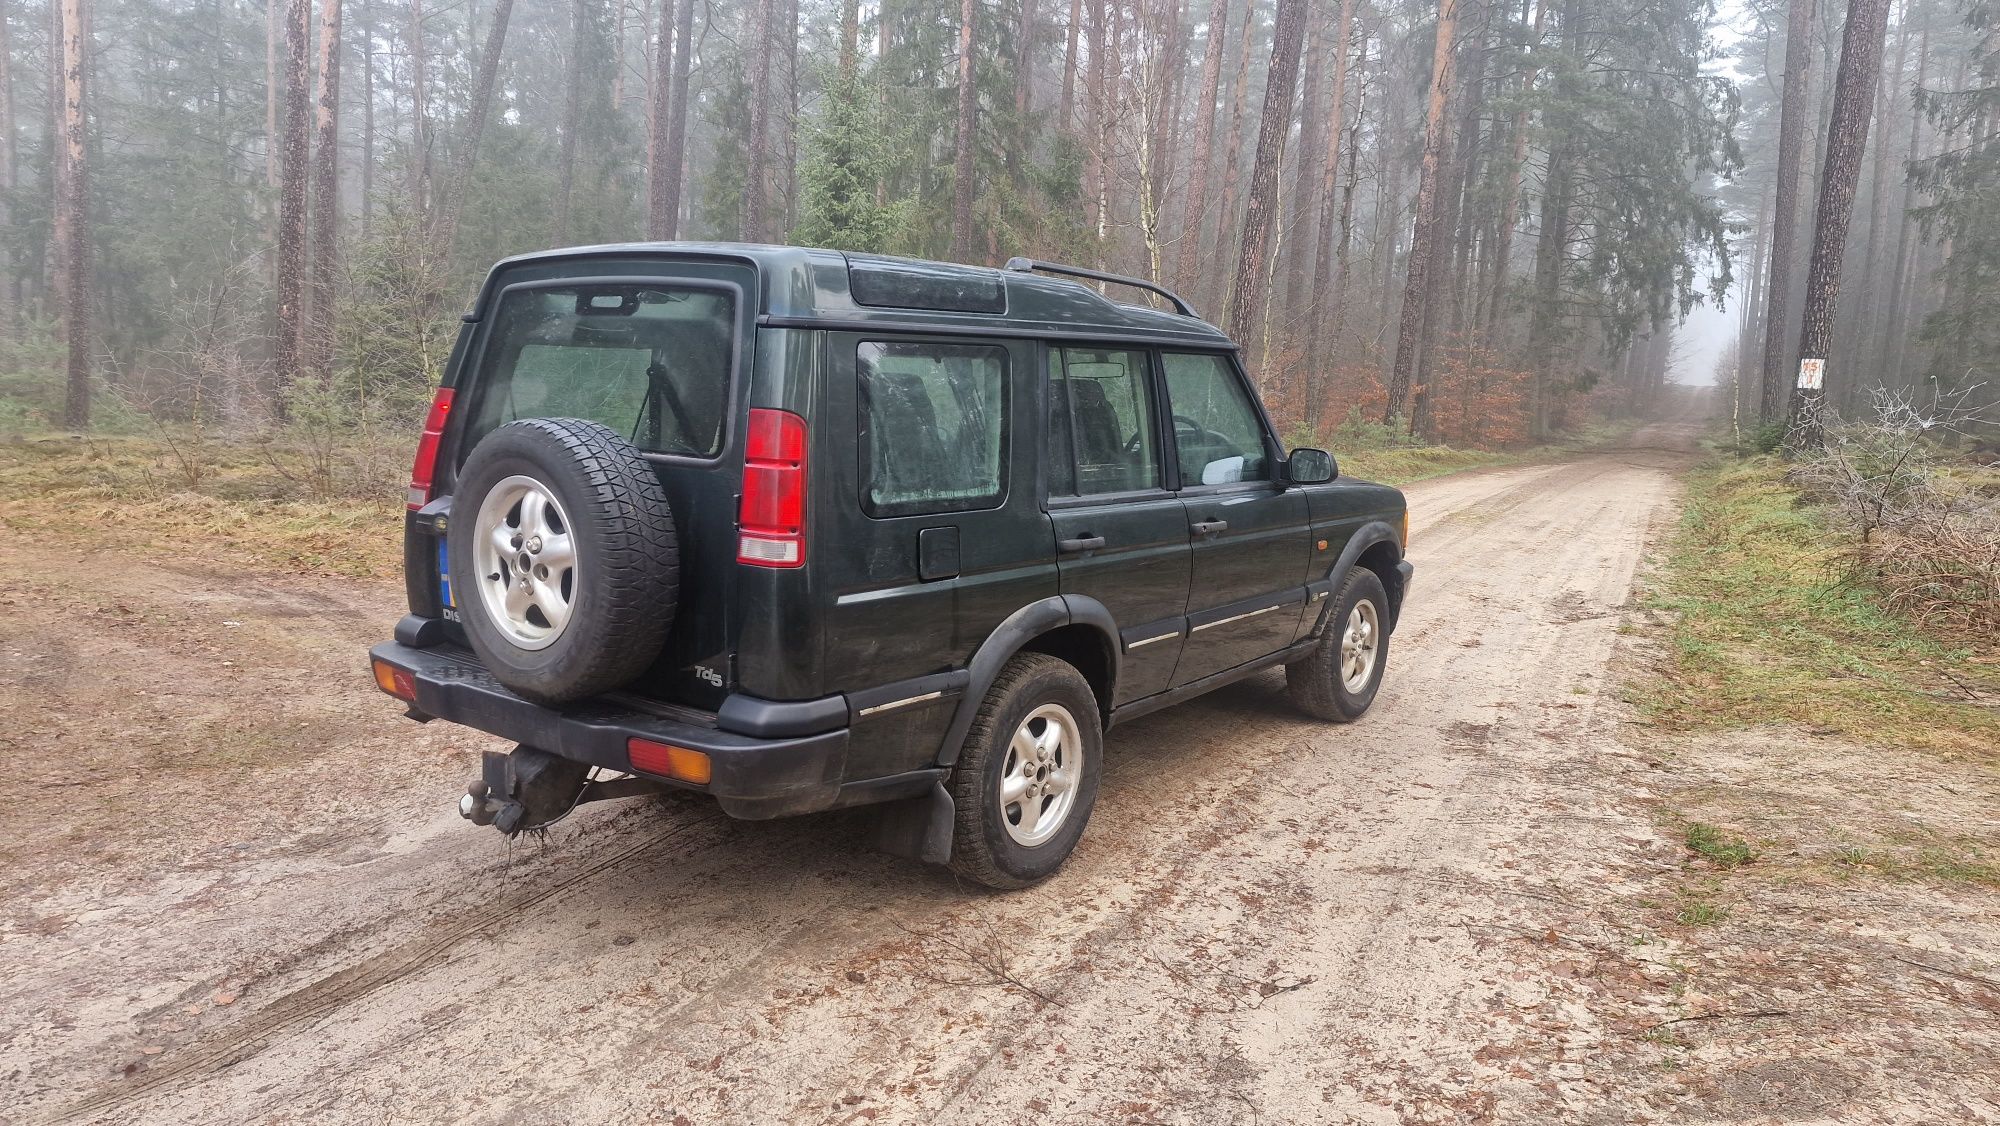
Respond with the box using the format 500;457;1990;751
869;782;955;866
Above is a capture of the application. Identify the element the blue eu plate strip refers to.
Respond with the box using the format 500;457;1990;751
437;538;454;607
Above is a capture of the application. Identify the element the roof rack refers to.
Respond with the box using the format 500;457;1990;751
1003;257;1199;319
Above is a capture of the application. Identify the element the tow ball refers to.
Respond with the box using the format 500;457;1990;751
459;745;662;835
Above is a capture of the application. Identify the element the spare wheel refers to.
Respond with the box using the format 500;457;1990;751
448;417;679;706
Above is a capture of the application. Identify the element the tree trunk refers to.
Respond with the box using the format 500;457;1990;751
1173;0;1230;297
951;0;978;259
59;0;89;429
434;0;513;254
841;0;860;75
1279;8;1326;327
273;0;311;416
1739;178;1772;423
1015;0;1035;155
659;0;693;238
1220;0;1306;373
1844;0;1902;411
1879;4;1928;387
406;0;430;215
308;0;344;385
46;0;64;318
1301;0;1356;427
1061;0;1081;128
1214;0;1258;301
645;0;677;236
1085;0;1107;255
1372;74;1407;358
266;0;281;189
744;0;772;240
1383;0;1458;425
360;0;373;239
1758;0;1816;423
554;0;587;243
0;0;16;319
1483;0;1544;336
1140;0;1184;283
1789;0;1893;445
781;0;797;232
1412;0;1484;439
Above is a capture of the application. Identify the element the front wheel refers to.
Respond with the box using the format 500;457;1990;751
948;653;1104;889
1287;568;1391;722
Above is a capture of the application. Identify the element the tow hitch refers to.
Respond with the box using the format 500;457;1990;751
459;745;663;834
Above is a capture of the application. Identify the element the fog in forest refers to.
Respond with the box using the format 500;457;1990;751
3;0;1996;445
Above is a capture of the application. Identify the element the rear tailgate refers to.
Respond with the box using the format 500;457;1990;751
406;252;764;712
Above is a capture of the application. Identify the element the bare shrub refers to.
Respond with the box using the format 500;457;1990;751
1788;388;2000;635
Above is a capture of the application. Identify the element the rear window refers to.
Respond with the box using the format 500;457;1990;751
462;283;735;459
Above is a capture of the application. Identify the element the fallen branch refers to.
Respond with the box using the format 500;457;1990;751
1892;954;2000;993
1641;1008;1788;1032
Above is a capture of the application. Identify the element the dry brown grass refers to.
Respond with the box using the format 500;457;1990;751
0;433;408;578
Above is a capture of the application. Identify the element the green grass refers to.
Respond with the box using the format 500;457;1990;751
1334;418;1643;486
1633;457;2000;758
1830;841;2000;889
1684;822;1756;869
1674;889;1728;927
1337;445;1530;485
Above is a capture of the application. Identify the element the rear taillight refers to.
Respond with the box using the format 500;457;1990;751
737;408;807;567
372;657;418;702
407;386;456;510
627;738;713;784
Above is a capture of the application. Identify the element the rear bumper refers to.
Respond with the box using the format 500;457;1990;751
369;641;878;818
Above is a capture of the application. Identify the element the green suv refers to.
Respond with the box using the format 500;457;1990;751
369;244;1412;888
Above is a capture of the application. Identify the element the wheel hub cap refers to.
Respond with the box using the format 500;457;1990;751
1000;703;1083;847
471;475;579;651
1340;599;1380;693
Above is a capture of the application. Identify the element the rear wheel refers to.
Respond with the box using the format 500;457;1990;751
948;653;1103;889
1287;568;1390;722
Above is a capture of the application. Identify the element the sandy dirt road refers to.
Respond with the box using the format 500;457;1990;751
8;427;1721;1124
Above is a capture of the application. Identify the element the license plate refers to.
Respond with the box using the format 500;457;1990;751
437;537;455;609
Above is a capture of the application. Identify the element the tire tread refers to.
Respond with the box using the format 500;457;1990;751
948;652;1096;890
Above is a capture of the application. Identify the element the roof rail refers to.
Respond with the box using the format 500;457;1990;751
1003;257;1199;319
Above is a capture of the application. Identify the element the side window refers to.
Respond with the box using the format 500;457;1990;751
1049;347;1160;496
857;341;1009;517
1162;352;1272;486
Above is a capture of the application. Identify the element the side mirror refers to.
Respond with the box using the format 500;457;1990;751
1287;447;1336;485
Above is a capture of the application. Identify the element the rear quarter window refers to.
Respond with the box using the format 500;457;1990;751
857;341;1009;518
462;283;735;459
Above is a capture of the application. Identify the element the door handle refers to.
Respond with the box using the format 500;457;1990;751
1059;534;1107;553
1190;519;1229;536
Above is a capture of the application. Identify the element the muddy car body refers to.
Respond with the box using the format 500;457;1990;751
369;243;1411;885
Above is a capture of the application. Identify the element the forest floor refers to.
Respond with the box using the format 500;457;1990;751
3;417;1996;1124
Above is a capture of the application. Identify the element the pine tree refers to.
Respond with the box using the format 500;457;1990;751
795;69;905;252
1385;0;1459;425
273;0;311;415
308;0;344;385
951;0;980;258
1222;0;1307;367
1790;0;1894;444
59;0;89;428
1758;0;1816;423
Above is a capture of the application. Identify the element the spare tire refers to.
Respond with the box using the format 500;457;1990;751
448;417;679;706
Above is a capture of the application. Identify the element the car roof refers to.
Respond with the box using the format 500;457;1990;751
471;242;1237;350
